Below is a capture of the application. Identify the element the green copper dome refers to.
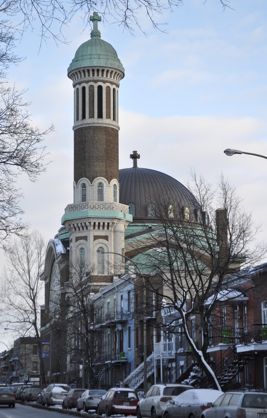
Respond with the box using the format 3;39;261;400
68;13;124;76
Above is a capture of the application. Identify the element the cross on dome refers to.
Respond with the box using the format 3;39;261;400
130;150;140;168
90;12;101;38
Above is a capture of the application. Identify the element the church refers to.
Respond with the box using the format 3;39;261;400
40;13;229;388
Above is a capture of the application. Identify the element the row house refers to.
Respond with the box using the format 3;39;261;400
189;262;267;390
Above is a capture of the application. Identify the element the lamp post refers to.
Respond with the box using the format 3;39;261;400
224;148;267;160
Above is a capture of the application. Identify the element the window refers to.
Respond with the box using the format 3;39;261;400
113;184;118;202
81;183;87;202
147;203;156;218
262;301;267;325
168;204;174;219
97;182;104;201
89;85;94;118
82;86;86;119
183;206;190;221
120;294;123;311
97;246;105;274
32;345;38;355
113;87;116;121
32;361;38;372
76;87;79;121
127;290;131;312
106;86;111;119
97;85;103;118
79;247;85;272
128;326;131;348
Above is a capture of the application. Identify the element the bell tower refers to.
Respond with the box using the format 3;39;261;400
62;13;132;286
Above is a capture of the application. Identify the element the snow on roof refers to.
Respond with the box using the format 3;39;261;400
52;386;68;393
205;289;246;305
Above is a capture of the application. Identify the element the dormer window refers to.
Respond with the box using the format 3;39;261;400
97;182;104;201
168;204;174;219
81;183;87;202
183;207;190;221
147;203;156;218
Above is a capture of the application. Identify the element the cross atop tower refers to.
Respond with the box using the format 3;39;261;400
90;12;101;38
130;150;140;168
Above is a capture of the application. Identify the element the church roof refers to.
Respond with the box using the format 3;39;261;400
68;12;124;75
119;152;200;222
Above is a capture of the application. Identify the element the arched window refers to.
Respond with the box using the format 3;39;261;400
128;203;135;216
89;85;94;118
183;207;190;221
168;204;174;219
81;183;87;202
82;86;86;119
97;182;104;201
106;86;111;119
113;87;116;121
97;85;103;118
79;247;85;272
76;87;79;121
113;184;118;202
97;247;105;274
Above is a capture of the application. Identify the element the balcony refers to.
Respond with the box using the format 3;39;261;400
208;325;267;353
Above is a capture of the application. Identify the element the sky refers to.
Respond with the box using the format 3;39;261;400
1;0;267;346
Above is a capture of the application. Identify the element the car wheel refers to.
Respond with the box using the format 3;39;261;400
96;406;101;415
151;407;157;418
163;412;170;418
83;403;88;412
189;414;195;418
106;406;111;416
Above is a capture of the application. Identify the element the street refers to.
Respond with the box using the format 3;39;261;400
0;404;137;418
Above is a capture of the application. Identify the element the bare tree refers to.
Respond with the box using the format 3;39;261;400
2;231;46;385
129;176;265;389
64;266;96;387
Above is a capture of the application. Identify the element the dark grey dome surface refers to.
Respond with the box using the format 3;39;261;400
119;167;200;221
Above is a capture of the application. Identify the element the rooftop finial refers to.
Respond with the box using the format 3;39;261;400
90;12;101;38
130;150;140;168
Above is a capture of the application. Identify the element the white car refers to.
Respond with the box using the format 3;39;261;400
137;384;193;418
162;389;223;418
201;391;267;418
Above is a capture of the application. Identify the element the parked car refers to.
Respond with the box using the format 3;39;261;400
62;388;86;409
201;390;267;418
76;388;107;412
137;384;193;418
21;386;42;402
97;387;139;416
0;387;16;408
162;388;223;418
41;383;70;406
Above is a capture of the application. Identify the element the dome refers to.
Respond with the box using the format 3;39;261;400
119;154;200;222
68;14;124;75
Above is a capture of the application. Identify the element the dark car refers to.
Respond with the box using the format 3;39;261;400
76;388;107;412
0;387;16;408
22;386;42;402
62;388;86;409
97;387;139;416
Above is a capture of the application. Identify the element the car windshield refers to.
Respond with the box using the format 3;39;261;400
242;394;267;409
163;387;189;396
0;388;12;394
89;390;106;396
114;391;137;400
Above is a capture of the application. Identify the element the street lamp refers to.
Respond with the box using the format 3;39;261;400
224;148;267;160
